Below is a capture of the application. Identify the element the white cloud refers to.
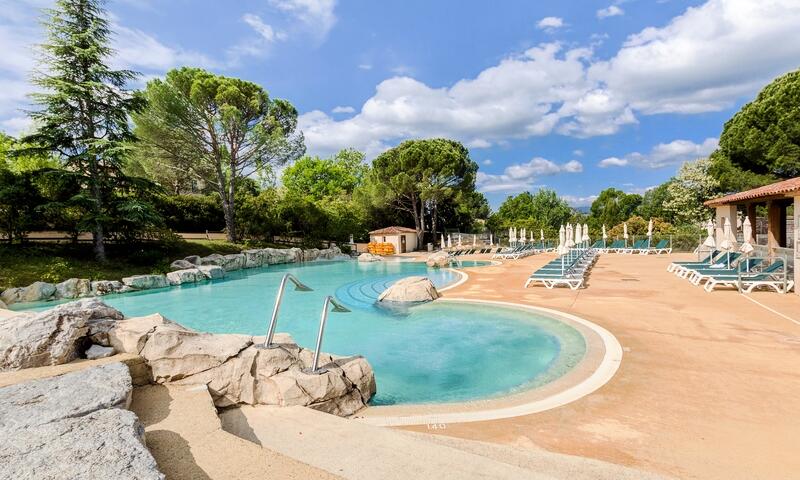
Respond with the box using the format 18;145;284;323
599;137;719;168
572;149;584;157
300;0;800;158
476;157;582;193
242;13;286;43
597;5;624;19
331;105;355;114
561;159;584;173
537;16;565;30
112;25;218;71
358;64;373;70
481;159;493;166
561;195;599;207
268;0;337;39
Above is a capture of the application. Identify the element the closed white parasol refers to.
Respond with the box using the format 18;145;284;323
703;219;716;248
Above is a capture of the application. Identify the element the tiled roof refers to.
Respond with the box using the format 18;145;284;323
705;177;800;206
369;226;417;235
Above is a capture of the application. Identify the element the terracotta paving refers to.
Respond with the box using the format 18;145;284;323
401;252;800;480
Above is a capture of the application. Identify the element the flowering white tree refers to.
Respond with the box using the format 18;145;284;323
664;158;720;225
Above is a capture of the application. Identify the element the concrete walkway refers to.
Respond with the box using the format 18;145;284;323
398;252;800;480
220;404;668;480
130;384;339;480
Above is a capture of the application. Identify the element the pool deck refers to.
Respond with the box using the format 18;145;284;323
394;252;800;480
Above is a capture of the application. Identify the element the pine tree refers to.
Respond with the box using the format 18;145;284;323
23;0;144;261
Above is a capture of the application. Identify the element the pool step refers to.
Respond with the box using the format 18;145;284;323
219;405;671;480
130;385;340;480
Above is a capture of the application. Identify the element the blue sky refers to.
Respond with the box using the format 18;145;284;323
1;0;799;208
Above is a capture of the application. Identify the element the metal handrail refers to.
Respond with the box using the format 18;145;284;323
264;274;312;348
305;296;351;374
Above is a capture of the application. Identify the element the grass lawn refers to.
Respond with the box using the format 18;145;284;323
0;239;281;290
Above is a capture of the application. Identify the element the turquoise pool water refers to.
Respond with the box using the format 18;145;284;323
17;260;586;404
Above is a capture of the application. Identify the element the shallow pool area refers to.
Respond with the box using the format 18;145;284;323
16;259;586;405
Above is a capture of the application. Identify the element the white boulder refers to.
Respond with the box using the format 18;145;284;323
169;259;195;270
197;264;225;280
358;252;382;262
166;268;204;286
55;278;91;299
122;275;168;290
426;251;451;268
221;253;246;271
90;280;123;296
378;276;440;303
85;344;115;360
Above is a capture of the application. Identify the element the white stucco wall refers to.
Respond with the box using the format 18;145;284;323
369;233;418;253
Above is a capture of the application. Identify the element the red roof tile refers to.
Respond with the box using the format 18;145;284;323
705;177;800;206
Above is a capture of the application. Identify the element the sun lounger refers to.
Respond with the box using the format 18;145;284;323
643;239;671;255
738;260;794;294
689;258;763;286
679;252;742;280
667;250;720;273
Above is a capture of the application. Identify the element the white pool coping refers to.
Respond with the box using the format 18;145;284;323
353;298;623;426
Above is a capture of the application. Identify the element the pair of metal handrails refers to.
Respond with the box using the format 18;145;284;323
263;274;350;374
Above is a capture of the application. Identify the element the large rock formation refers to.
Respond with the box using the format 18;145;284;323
378;276;440;303
197;264;225;279
91;280;125;296
0;298;123;371
0;409;164;480
426;251;451;268
0;363;163;480
0;363;132;430
105;314;376;416
169;259;195;271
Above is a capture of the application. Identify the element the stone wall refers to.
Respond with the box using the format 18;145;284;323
0;246;344;307
0;299;375;417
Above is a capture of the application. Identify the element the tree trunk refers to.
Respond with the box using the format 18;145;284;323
431;200;438;244
90;151;106;262
411;193;423;247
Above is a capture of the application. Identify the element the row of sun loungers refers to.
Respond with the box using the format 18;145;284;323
593;239;672;254
524;247;599;290
491;242;555;260
450;248;502;256
667;251;794;293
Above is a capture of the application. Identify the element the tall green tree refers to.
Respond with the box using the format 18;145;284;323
715;69;800;178
487;189;572;236
22;0;145;260
282;149;367;200
371;138;477;245
133;67;305;242
588;188;642;230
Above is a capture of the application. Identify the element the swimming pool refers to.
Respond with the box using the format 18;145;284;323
17;259;587;405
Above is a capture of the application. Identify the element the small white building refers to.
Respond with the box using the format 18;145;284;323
369;226;418;253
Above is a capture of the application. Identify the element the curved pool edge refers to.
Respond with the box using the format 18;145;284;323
352;298;623;426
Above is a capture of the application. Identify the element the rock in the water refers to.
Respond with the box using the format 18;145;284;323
243;249;266;268
358;252;382;262
184;255;201;265
91;280;123;296
0;299;6;309
7;281;57;304
425;251;451;268
170;259;195;270
0;288;23;306
197;264;225;280
221;253;246;271
0;363;132;431
166;268;204;286
200;253;225;266
0;408;164;480
54;278;91;299
378;276;440;303
85;344;115;359
122;274;168;290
